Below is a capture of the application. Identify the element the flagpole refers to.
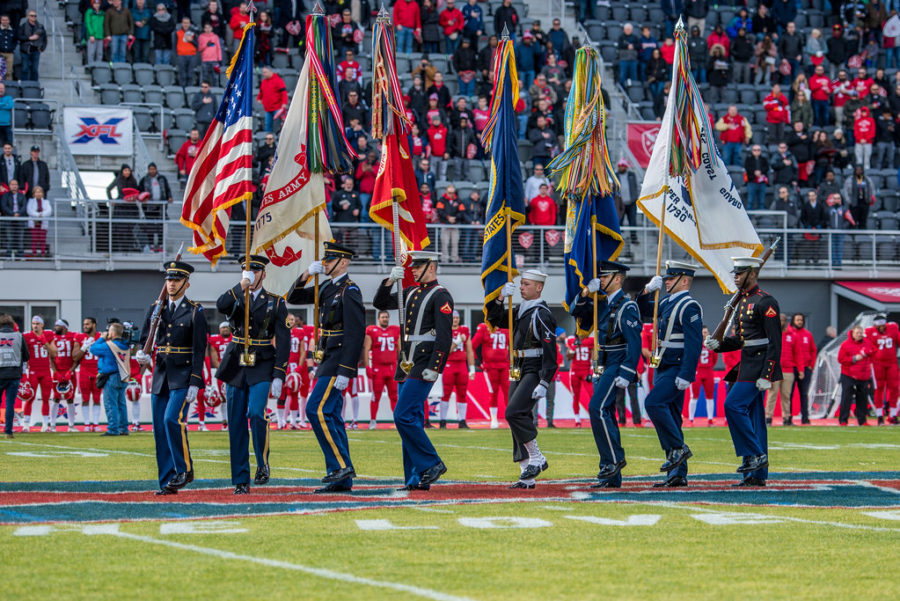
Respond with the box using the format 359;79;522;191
241;8;257;367
591;216;600;375
649;195;666;368
505;207;517;380
391;191;409;366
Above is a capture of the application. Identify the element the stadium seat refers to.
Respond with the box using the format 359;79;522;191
133;63;156;87
173;108;196;132
648;8;665;24
88;62;112;85
641;106;656;120
166;129;186;155
111;63;134;85
4;81;19;98
356;55;371;72
132;106;153;132
121;84;143;104
99;84;122;105
612;6;629;22
28;102;52;130
856;235;874;259
876;210;898;230
281;72;299;93
876;238;898;261
596;5;611;21
721;89;739;104
588;24;605;41
164;86;186;109
155;65;177;87
13;102;27;128
143;86;164;105
20;81;42;99
739;89;758;105
606;24;623;41
64;0;82;25
809;13;825;28
272;52;291;69
468;160;486;183
883;193;899;213
517;139;533;161
290;51;305;69
599;45;617;64
630;7;648;23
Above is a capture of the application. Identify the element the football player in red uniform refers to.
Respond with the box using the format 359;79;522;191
127;344;145;431
208;321;233;429
471;322;509;428
51;319;80;432
689;326;718;426
22;316;57;431
73;317;103;431
566;334;593;427
363;310;400;429
279;315;307;429
866;313;900;424
439;311;475;428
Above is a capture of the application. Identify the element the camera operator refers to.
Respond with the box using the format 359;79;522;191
0;313;27;439
89;321;133;436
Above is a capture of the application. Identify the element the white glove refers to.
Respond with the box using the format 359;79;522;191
756;378;772;391
186;386;199;402
358;367;367;378
586;278;601;293
308;260;325;275
422;369;439;382
135;350;152;366
675;377;691;391
270;378;283;398
704;336;720;351
645;275;663;292
334;375;349;390
468;365;476;378
241;270;255;285
500;282;517;299
388;265;405;283
453;335;463;348
531;382;548;400
309;366;317;380
614;376;630;389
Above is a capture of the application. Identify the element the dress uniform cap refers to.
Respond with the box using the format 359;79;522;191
322;240;355;260
731;256;763;273
598;260;630;275
521;269;548;282
164;260;195;279
409;250;440;264
664;260;700;278
236;254;270;270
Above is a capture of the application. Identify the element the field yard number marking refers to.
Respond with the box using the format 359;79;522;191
13;521;248;537
7;450;108;458
160;521;249;535
457;517;553;529
863;510;900;521
565;515;662;527
690;513;786;525
356;519;439;531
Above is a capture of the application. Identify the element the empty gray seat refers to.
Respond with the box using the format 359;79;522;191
89;62;112;85
166;129;186;155
173;108;196;132
20;81;42;99
155;65;177;87
133;63;156;86
121;84;143;104
132;106;153;132
99;84;122;105
143;86;164;105
876;239;898;261
111;63;134;85
272;52;290;69
164;86;186;109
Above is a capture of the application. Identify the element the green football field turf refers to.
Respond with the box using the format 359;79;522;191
2;426;899;601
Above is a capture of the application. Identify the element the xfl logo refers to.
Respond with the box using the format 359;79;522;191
72;117;125;144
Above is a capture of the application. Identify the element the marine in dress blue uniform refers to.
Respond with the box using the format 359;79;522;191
287;242;365;492
637;261;704;487
706;257;782;486
215;255;290;494
573;261;641;489
373;251;451;490
137;261;208;495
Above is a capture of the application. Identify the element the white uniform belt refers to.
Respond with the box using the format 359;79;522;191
743;338;769;347
407;334;435;342
659;341;684;349
514;348;543;358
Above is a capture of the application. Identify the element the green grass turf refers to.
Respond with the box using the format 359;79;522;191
1;426;899;601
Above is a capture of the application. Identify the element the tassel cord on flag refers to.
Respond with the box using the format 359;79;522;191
313;215;320;363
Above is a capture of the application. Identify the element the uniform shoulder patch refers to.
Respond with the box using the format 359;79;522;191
765;306;777;318
440;302;453;314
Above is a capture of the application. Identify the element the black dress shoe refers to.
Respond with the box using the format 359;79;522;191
509;481;535;489
100;432;117;436
652;475;688;488
801;418;811;425
167;470;194;490
783;418;793;426
458;420;470;429
597;459;626;480
520;463;543;480
396;483;431;491
765;417;772;426
546;423;556;428
233;483;251;494
419;461;447;486
424;420;435;429
589;480;621;489
732;477;766;487
322;466;356;483
737;453;768;473
315;482;353;493
439;420;447;429
154;488;177;496
659;446;692;472
254;464;270;485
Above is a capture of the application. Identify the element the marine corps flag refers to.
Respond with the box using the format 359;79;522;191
251;11;355;296
637;19;762;293
480;31;525;320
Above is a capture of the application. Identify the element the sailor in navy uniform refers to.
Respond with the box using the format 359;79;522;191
373;251;451;490
574;260;641;489
487;269;558;489
287;241;364;492
215;255;290;494
706;256;782;486
136;261;208;495
638;261;704;487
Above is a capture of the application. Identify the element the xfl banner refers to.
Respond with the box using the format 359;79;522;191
626;121;660;169
63;106;134;156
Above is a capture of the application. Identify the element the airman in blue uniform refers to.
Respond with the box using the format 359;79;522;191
638;261;704;487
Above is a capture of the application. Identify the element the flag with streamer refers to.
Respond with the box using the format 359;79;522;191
252;11;356;295
547;47;623;331
180;23;256;265
480;34;525;320
637;18;762;293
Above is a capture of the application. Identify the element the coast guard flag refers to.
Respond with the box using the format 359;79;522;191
480;36;525;319
180;23;256;266
637;20;762;293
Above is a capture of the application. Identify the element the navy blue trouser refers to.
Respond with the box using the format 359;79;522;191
226;381;271;486
644;368;688;479
396;378;442;487
307;376;354;486
1;377;18;435
724;381;769;481
590;368;625;486
151;387;192;489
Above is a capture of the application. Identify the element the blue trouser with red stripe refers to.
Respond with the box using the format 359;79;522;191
724;381;769;481
396;378;443;487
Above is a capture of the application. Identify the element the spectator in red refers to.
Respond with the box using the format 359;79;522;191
660;36;675;64
229;1;250;48
427;71;452;109
257;66;288;133
393;0;421;54
337;49;362;84
715;105;751;166
355;150;377;217
175;128;201;182
439;0;465;55
865;314;900;424
472;96;490;134
852;67;874;98
836;326;876;426
763;83;790;144
527;183;557;225
789;313;817;425
426;114;448;180
418;182;435;222
831;70;853;129
853;105;875;169
706;24;730;57
765;314;796;426
809;64;832;126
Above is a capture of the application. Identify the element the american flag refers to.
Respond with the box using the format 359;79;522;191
180;24;256;265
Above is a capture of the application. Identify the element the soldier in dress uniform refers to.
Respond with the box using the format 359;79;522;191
638;261;704;487
287;241;364;493
216;255;290;494
573;260;641;489
706;256;782;487
373;251;451;491
136;260;208;495
488;269;558;489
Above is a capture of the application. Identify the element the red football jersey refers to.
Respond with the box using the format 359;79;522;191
209;334;232;362
448;326;470;362
366;325;400;366
288;328;306;365
130;357;141;379
472;323;510;368
53;332;80;374
76;332;101;374
697;345;718;372
24;331;54;374
865;323;900;364
566;335;594;373
302;325;316;357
